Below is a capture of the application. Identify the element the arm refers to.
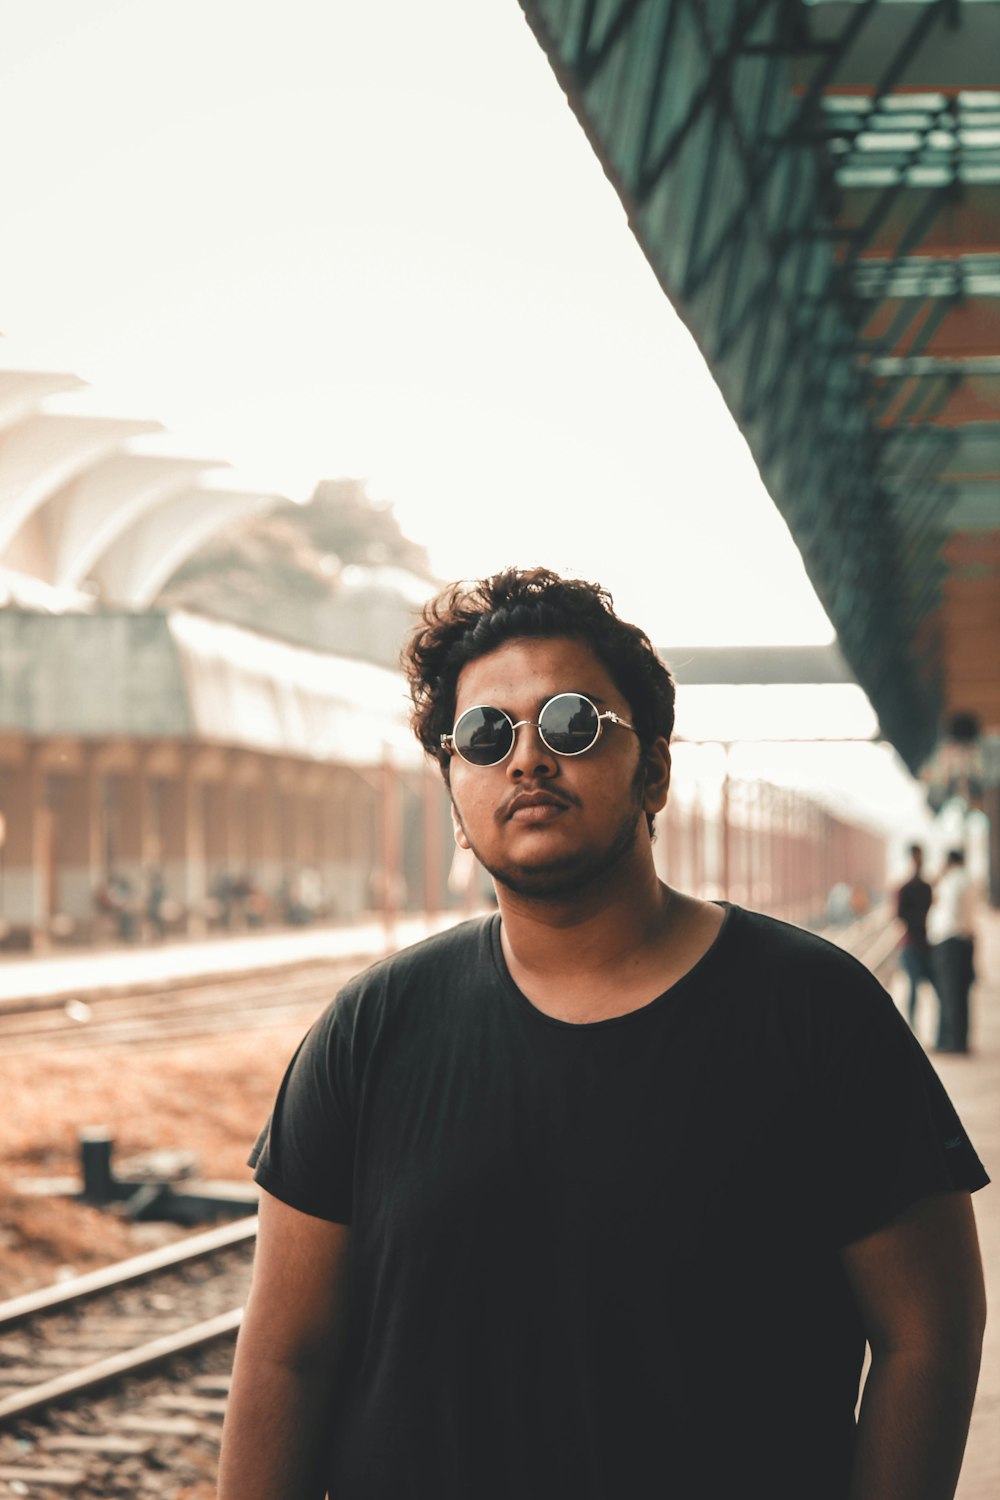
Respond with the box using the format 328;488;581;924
840;1191;986;1500
218;1189;352;1500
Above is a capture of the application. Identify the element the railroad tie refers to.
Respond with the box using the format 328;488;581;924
0;1464;86;1487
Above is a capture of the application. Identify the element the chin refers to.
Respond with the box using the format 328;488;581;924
461;806;646;903
491;862;586;901
486;836;638;903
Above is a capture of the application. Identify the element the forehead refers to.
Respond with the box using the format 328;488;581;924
454;635;621;711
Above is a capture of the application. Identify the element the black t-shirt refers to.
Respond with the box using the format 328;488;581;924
250;905;989;1500
897;875;933;946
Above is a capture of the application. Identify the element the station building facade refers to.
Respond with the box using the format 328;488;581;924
0;609;453;950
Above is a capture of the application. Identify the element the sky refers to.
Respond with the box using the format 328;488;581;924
0;0;935;838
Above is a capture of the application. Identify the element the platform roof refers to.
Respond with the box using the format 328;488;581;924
518;0;1000;775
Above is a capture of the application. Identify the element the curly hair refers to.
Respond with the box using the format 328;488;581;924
403;567;675;775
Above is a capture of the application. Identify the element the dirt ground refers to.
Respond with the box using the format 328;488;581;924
0;1019;311;1299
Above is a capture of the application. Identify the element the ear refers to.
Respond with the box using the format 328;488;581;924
451;799;471;851
641;739;671;815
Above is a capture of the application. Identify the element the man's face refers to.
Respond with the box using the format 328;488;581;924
446;635;669;900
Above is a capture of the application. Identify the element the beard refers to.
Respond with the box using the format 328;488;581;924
454;772;648;902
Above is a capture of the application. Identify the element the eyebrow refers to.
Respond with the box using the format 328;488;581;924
513;690;613;714
454;690;614;716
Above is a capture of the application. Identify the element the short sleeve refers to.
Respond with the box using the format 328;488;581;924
249;989;358;1224
811;967;989;1247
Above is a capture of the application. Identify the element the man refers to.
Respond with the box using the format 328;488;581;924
928;849;978;1055
219;568;988;1500
896;842;935;1030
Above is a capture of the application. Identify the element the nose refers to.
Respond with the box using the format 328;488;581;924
505;719;557;779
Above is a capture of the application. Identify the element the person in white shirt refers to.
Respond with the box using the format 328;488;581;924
927;849;977;1054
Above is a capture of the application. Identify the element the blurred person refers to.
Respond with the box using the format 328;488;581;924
928;849;977;1055
825;879;853;927
213;868;238;929
220;568;988;1500
229;869;253;928
96;870;137;943
145;866;167;941
243;873;268;929
281;870;313;927
300;866;324;917
896;842;936;1031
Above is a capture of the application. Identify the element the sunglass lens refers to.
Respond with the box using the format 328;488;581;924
539;694;600;755
454;706;514;765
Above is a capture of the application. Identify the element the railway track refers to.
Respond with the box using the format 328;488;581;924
0;1218;257;1497
0;959;357;1052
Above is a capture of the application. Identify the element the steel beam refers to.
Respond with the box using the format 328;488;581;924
575;0;646;85
788;1;1000;92
787;0;880;140
635;0;774;201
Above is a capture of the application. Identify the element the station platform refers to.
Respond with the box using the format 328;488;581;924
0;911;465;1006
928;908;998;1500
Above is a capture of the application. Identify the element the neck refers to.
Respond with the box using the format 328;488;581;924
495;846;671;981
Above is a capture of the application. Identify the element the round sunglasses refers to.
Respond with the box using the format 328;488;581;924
441;692;636;767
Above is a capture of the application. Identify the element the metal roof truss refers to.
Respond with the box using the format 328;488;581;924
520;0;1000;773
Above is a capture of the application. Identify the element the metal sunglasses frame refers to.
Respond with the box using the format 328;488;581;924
440;691;636;766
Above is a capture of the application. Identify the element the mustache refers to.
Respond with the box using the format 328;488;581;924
498;785;578;821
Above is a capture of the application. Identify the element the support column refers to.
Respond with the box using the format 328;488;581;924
679;802;690;895
204;779;232;896
761;783;774;912
732;781;745;905
277;768;300;873
160;759;206;934
349;771;375;915
422;766;445;914
379;752;402;942
297;784;320;870
319;769;348;918
720;748;732;903
115;769;148;898
252;766;284;915
298;781;324;920
786;792;798;925
206;769;255;927
228;782;249;873
690;794;703;899
777;788;792;922
0;753;47;949
269;763;300;922
793;794;804;923
750;782;763;911
53;757;102;933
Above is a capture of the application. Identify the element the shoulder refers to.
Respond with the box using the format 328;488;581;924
723;905;900;1047
320;914;498;1034
345;914;495;995
726;905;880;993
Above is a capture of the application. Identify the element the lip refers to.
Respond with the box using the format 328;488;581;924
505;790;571;822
